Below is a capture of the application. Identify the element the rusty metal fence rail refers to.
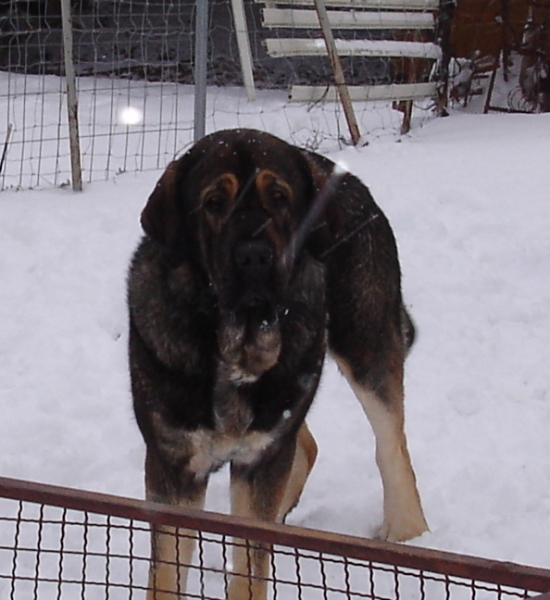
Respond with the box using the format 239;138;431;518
1;476;550;600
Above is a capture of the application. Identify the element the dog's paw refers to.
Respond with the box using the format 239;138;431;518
376;516;429;543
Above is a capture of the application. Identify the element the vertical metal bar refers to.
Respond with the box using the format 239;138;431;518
484;53;500;114
0;123;13;179
20;61;30;187
128;520;135;600
194;0;209;142
60;0;83;191
313;0;361;146
437;0;455;116
105;515;112;600
55;74;66;186
270;544;278;600
56;508;67;600
294;547;304;600
394;564;401;600
343;555;352;600
419;569;427;600
501;0;510;82
319;552;329;600
198;530;206;598
81;512;89;600
368;560;376;599
33;504;45;599
10;501;24;600
222;535;231;597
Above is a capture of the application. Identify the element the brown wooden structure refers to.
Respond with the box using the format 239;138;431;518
450;0;550;60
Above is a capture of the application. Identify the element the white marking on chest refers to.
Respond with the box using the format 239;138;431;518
187;429;275;480
228;367;259;385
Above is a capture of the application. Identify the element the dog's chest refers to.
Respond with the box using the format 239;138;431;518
187;392;292;479
182;365;280;479
187;428;275;480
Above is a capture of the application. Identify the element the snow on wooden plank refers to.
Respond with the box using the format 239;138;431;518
256;0;439;11
288;81;437;102
265;38;442;59
262;8;435;29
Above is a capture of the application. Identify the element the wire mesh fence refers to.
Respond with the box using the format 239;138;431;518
1;476;550;600
1;0;549;191
0;0;446;191
0;1;441;91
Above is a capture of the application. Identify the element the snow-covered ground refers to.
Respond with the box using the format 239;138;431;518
1;93;549;578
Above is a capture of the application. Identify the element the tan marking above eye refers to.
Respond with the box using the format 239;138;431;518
256;169;293;208
200;173;239;213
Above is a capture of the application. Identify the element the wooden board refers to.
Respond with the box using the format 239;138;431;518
288;81;437;101
262;8;435;29
257;0;439;10
265;38;442;59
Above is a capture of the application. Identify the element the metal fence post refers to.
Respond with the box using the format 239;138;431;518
194;0;209;142
60;0;83;191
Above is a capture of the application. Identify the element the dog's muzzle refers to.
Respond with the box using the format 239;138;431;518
232;238;280;325
217;239;282;382
234;239;274;280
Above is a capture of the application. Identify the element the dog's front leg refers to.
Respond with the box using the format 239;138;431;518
227;439;297;600
146;448;208;600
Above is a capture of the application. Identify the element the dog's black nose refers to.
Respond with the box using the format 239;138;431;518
234;240;274;278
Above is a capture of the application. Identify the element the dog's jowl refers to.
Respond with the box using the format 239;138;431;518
127;128;428;600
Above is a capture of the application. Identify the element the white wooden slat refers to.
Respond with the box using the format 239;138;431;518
265;38;442;59
262;8;434;29
231;0;256;101
288;81;437;101
256;0;439;11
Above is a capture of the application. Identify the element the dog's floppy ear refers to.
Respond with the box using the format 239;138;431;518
140;160;180;246
300;151;342;261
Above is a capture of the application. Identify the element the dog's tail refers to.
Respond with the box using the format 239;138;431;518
401;306;416;353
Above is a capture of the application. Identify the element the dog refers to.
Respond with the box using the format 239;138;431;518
127;128;428;599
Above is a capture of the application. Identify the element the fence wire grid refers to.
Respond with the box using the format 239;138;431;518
1;0;549;191
0;0;446;191
1;477;550;600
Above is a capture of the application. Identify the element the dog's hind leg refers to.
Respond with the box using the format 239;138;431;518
145;451;207;600
334;355;428;543
277;423;318;522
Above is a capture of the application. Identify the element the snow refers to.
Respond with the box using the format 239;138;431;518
1;94;550;577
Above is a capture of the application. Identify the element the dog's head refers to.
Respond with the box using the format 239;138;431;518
140;129;339;382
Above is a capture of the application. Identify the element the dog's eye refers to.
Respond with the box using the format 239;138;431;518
270;188;289;210
203;193;226;216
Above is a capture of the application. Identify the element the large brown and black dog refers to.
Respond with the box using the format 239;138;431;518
127;128;428;599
